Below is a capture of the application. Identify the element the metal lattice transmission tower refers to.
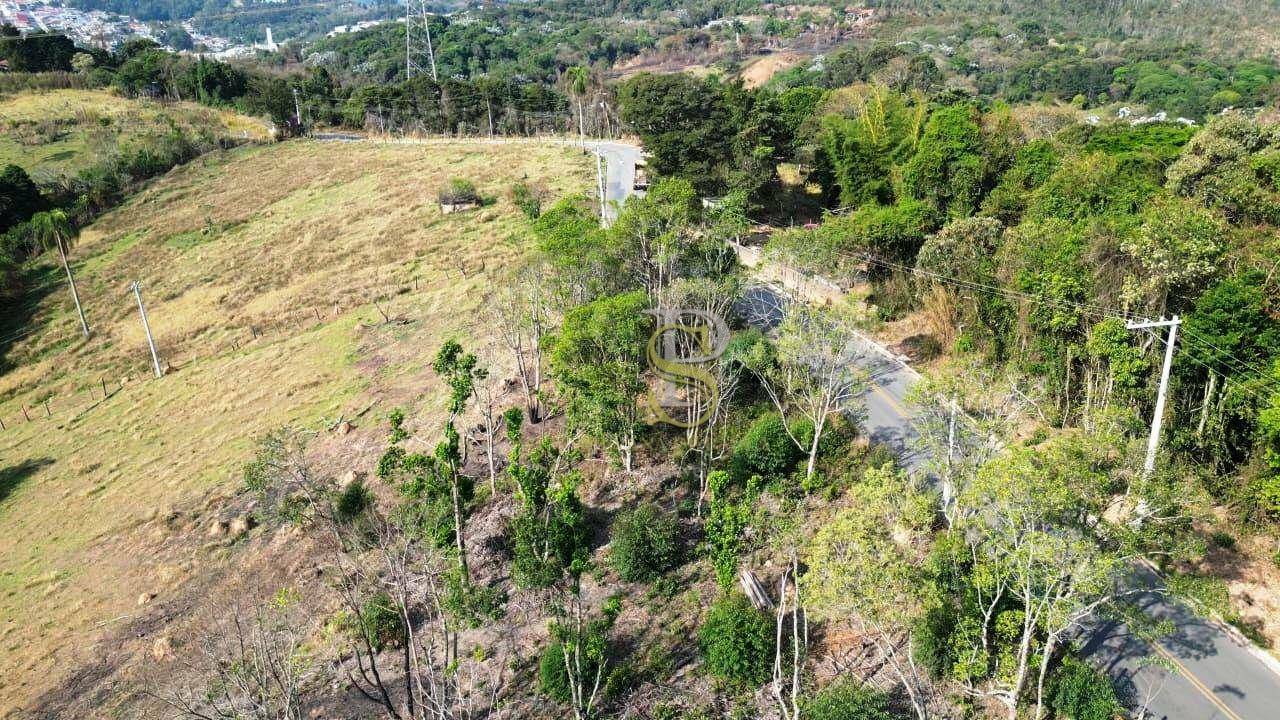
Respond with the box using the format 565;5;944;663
405;0;438;81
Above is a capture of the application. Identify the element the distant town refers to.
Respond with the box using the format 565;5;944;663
0;0;398;59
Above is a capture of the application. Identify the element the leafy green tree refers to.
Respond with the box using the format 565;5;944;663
1255;362;1280;520
705;470;752;588
747;303;867;479
1167;112;1280;224
506;409;591;588
1083;318;1147;411
607;177;704;297
1048;656;1123;720
998;218;1092;410
565;65;590;139
730;412;807;482
70;51;95;74
915;216;1010;355
543;594;622;720
804;463;935;719
728;91;787;207
1026;152;1160;226
0;164;44;234
981;139;1058;223
0;25;75;71
550;291;650;471
534;196;622;307
1121;194;1224;312
1175;273;1280;472
903;103;989;218
618;73;745;194
818;85;924;208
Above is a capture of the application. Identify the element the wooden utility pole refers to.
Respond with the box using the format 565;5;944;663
1127;316;1180;475
131;281;163;378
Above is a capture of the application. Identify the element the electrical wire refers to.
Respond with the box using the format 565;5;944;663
759;237;1280;396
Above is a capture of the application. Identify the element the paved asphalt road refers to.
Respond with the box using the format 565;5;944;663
583;140;641;224
742;283;1280;720
315;134;1280;718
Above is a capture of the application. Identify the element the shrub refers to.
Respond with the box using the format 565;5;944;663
538;640;576;702
1048;656;1122;720
803;679;896;720
439;177;480;205
912;605;958;679
698;593;775;686
609;504;681;582
335;478;373;523
705;471;751;588
730;413;808;482
1209;530;1237;550
511;181;542;219
359;592;404;651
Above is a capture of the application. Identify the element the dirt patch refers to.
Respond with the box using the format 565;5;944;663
741;51;809;88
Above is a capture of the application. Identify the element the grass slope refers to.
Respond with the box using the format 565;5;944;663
0;138;592;712
0;88;271;181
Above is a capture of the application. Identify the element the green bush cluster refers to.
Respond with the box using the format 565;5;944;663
803;680;896;720
334;477;373;523
730;412;807;482
608;504;681;582
698;593;775;687
439;177;480;205
1048;656;1122;720
511;181;541;219
359;592;404;652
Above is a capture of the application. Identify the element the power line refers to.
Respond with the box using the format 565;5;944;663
764;239;1280;396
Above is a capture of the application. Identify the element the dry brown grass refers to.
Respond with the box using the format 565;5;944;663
0;138;592;713
0;88;271;180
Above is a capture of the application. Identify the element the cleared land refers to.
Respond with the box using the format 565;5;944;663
0;88;270;180
0;138;593;713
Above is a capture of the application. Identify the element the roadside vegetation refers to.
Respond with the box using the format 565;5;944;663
3;0;1280;718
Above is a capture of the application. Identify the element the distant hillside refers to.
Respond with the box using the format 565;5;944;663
881;0;1280;55
0;89;271;183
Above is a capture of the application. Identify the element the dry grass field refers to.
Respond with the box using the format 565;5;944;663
0;138;593;714
0;89;271;180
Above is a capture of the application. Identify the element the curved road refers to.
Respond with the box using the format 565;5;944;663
315;134;1280;717
743;283;1280;720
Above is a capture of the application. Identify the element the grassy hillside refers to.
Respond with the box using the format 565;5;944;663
0;89;271;181
0;138;592;713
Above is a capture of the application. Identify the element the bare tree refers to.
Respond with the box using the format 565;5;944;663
336;513;505;720
771;553;807;720
241;430;505;720
751;303;868;478
157;600;310;720
491;264;552;423
656;277;743;510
